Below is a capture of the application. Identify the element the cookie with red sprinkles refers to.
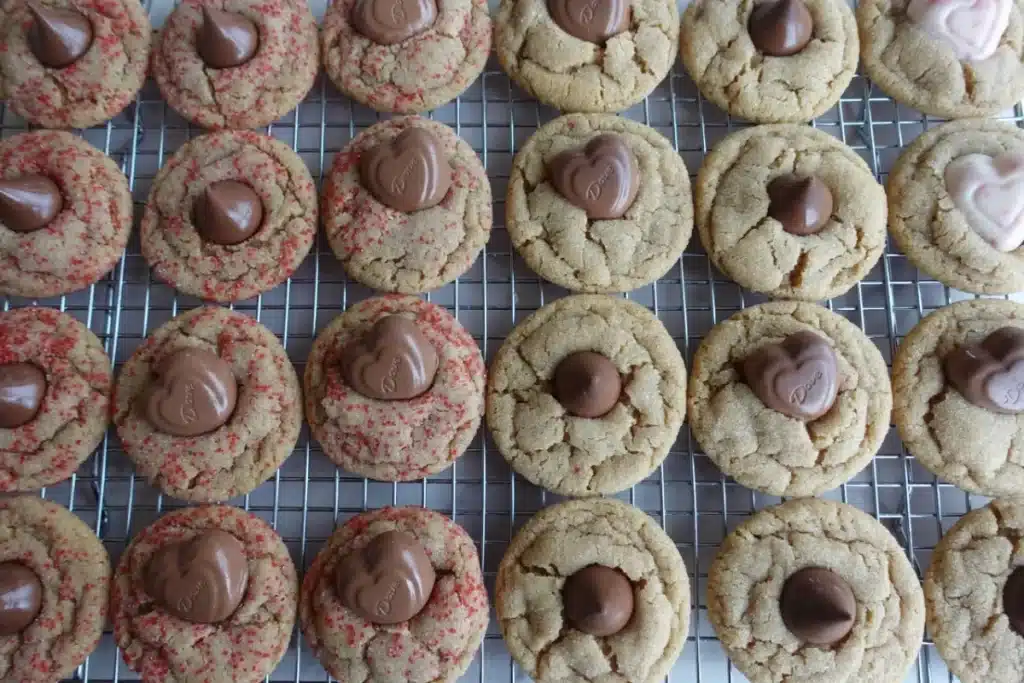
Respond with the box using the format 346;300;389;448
140;130;317;303
299;506;489;683
0;130;133;299
0;307;112;492
304;294;485;481
153;0;319;129
0;496;111;682
113;306;302;502
111;504;298;683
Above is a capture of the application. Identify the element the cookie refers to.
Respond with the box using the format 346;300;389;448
111;504;298;683
0;130;133;299
494;0;678;112
321;0;490;113
696;124;887;300
892;299;1024;498
925;499;1024;683
322;116;491;293
887;119;1024;295
506;114;692;293
0;0;150;128
858;0;1024;119
300;506;488;683
708;498;925;683
153;0;319;129
495;497;689;683
305;294;485;481
113;306;302;502
487;294;687;496
680;0;858;123
688;300;892;497
141;130;317;303
0;308;111;492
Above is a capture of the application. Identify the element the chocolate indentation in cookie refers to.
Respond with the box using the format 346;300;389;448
553;351;622;418
563;565;634;636
0;562;42;636
547;134;639;220
1003;566;1024;636
548;0;630;44
780;567;856;645
27;2;93;69
748;0;813;57
0;363;46;429
342;315;439;401
768;174;833;236
351;0;438;45
335;530;436;624
144;529;249;624
944;326;1024;414
742;330;839;421
360;128;452;213
198;6;259;69
144;348;238;437
194;180;264;246
0;175;63;233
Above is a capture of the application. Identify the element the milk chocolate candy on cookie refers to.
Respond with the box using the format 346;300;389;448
342;315;439;401
194;180;264;246
562;565;634;636
780;566;856;645
1004;567;1024;636
144;529;249;624
0;175;63;233
144;348;238;437
748;0;813;57
360;128;452;213
767;174;833;236
197;6;259;69
27;2;93;69
944;152;1024;253
548;134;639;220
742;330;839;421
553;351;622;418
0;562;43;636
905;0;1009;62
0;363;46;429
548;0;630;44
944;326;1024;414
352;0;438;45
335;530;436;624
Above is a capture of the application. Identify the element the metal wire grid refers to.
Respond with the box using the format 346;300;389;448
0;0;1018;679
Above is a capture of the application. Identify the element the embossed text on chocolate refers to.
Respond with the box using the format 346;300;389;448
177;578;206;614
179;382;198;424
788;371;824;406
380;355;402;394
389;0;408;25
390;157;420;195
375;580;400;617
577;0;601;24
1002;380;1024;408
585;164;614;201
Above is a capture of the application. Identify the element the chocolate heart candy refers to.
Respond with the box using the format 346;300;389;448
144;348;238;436
0;363;46;429
906;0;1010;62
945;153;1024;252
780;567;856;646
197;6;259;69
27;2;93;69
741;330;839;421
144;529;249;624
0;562;42;636
548;0;630;44
944;326;1024;414
351;0;438;45
335;530;436;624
748;0;814;57
342;315;439;400
767;174;833;236
547;134;639;220
359;128;452;213
0;175;63;233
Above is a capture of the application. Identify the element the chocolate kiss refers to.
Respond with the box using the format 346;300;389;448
27;2;93;69
0;175;63;233
198;6;259;69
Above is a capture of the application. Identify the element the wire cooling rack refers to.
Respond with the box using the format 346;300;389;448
1;0;1016;680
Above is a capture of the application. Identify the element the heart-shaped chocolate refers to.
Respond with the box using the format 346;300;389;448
547;134;639;220
359;128;452;213
144;347;238;437
906;0;1010;61
547;0;629;43
144;529;249;624
335;530;436;624
342;315;439;400
944;326;1024;414
741;330;839;421
945;152;1024;252
351;0;437;44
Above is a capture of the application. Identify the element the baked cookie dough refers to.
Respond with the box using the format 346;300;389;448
305;294;485;481
0;308;111;492
708;498;925;683
892;299;1024;498
487;294;687;496
0;130;133;299
506;114;692;293
858;0;1024;119
141;130;317;303
887;119;1024;295
322;117;491;293
495;0;678;112
696;124;887;300
680;0;858;123
113;306;302;502
321;0;490;113
300;506;488;683
111;504;297;683
495;497;689;683
688;301;892;497
153;0;319;129
0;0;150;128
